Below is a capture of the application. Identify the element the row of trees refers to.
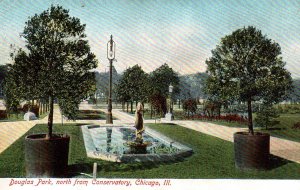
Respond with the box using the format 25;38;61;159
115;63;179;116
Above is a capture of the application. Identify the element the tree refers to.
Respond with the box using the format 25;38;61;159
205;26;293;134
149;63;179;115
255;104;280;130
0;65;8;85
149;93;167;117
7;5;97;138
0;65;8;97
115;65;149;112
182;98;197;118
3;65;21;116
149;63;180;98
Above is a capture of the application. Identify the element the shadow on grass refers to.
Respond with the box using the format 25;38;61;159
68;162;94;177
266;127;286;131
161;123;177;126
268;154;291;170
67;156;190;177
75;110;106;120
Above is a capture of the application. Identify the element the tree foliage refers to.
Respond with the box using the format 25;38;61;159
0;65;8;84
149;93;167;116
147;63;179;115
254;104;280;130
0;65;8;97
205;26;293;134
182;98;198;117
115;65;149;103
6;5;97;137
149;63;180;99
3;65;21;114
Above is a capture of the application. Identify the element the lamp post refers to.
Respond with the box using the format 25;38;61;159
106;35;116;124
169;84;173;112
165;84;174;121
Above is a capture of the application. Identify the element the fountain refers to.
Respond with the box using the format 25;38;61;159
81;103;193;162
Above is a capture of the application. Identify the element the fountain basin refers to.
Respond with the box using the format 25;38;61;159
81;125;193;163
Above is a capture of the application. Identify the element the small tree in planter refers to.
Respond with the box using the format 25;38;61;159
205;26;292;170
6;5;97;177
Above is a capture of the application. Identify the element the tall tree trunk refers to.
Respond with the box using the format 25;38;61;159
130;101;133;113
38;100;41;117
247;99;254;135
126;102;129;112
47;96;54;139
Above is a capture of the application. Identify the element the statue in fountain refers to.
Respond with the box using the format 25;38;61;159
124;102;151;154
134;102;144;144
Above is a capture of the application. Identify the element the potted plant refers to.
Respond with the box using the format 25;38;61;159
4;5;97;177
205;26;293;170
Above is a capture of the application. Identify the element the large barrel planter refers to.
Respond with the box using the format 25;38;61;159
234;132;270;170
25;134;70;177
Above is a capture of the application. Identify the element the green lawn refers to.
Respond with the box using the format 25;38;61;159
0;112;48;122
259;114;300;142
0;113;24;122
76;110;107;120
0;123;300;178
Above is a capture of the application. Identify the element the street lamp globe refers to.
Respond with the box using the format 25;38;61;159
107;35;115;60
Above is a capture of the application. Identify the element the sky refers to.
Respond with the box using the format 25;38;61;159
0;0;300;78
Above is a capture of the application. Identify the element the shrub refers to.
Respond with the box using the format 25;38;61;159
292;122;300;129
183;99;198;118
149;93;167;116
254;104;279;130
0;110;7;119
22;103;39;117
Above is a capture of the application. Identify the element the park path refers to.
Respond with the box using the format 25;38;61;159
1;102;300;165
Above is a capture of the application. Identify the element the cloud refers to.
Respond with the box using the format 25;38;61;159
92;22;209;75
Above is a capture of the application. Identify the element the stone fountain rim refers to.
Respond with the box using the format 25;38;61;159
81;124;193;163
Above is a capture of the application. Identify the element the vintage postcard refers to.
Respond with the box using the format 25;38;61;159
0;0;300;190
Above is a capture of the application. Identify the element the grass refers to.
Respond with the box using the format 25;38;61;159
199;120;248;128
1;123;300;178
76;110;117;120
0;113;24;122
0;112;48;122
76;110;107;120
258;114;300;142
